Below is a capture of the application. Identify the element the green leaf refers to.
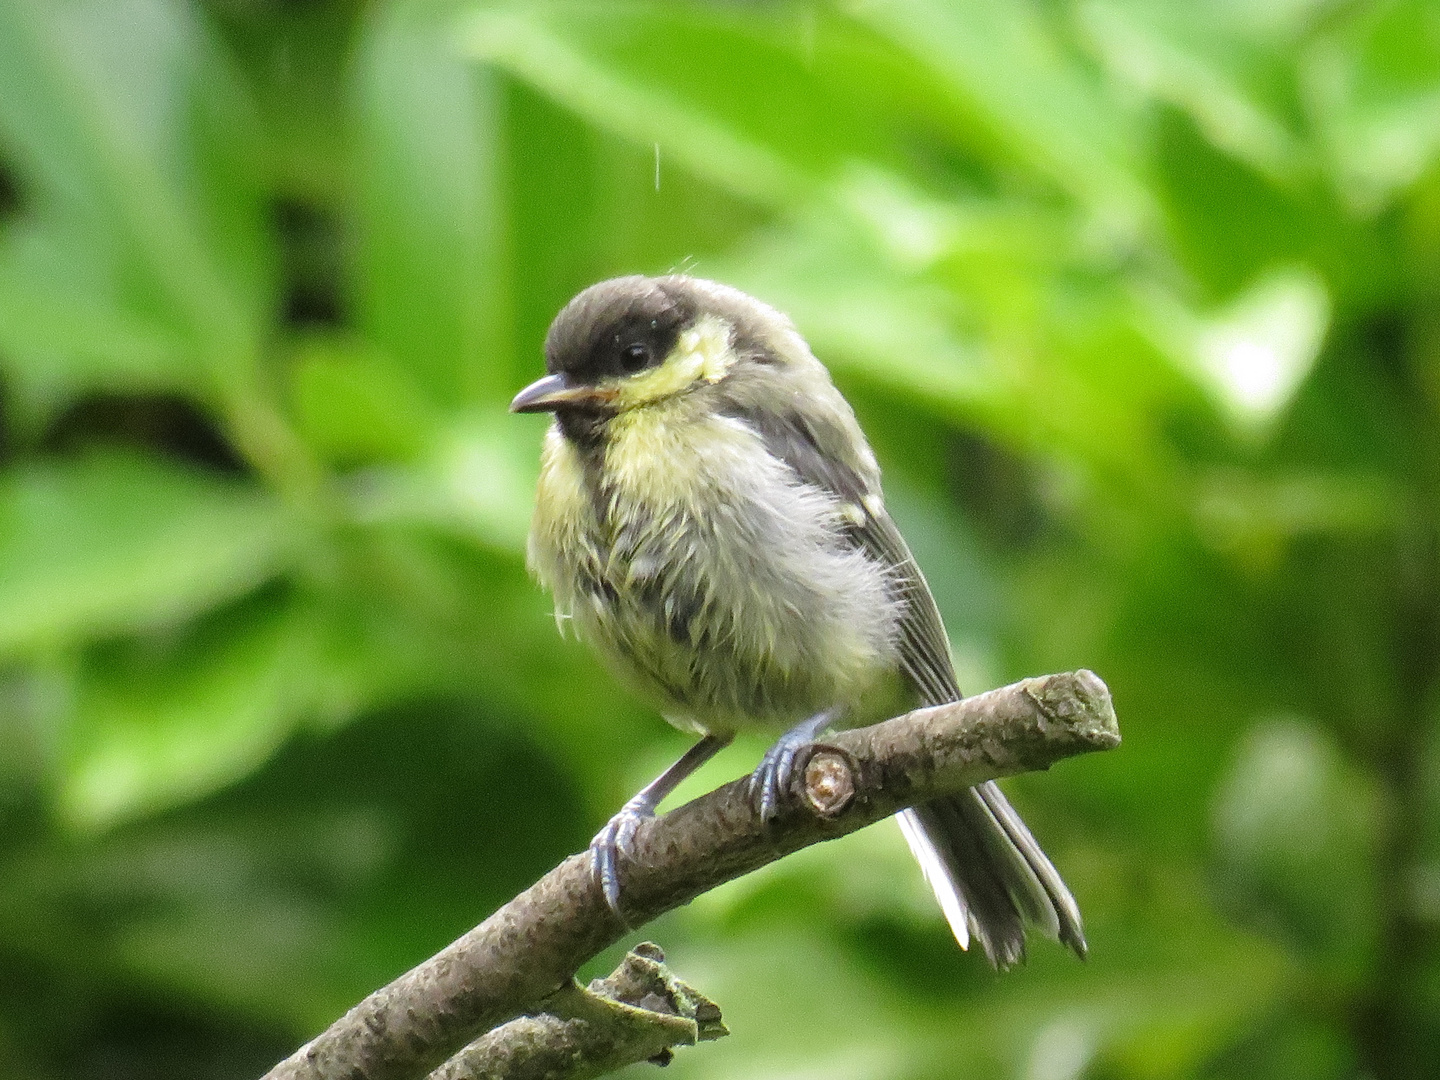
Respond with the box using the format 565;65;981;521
1303;0;1440;212
0;0;270;387
344;413;537;555
1191;468;1402;568
352;2;507;407
1080;0;1308;183
1150;105;1392;306
60;597;320;830
1140;264;1330;434
0;223;190;423
289;334;438;465
459;1;906;209
853;0;1151;231
0;454;296;655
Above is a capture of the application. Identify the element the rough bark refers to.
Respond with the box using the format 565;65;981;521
261;669;1120;1080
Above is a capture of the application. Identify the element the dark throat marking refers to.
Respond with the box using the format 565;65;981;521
556;407;615;531
555;407;609;454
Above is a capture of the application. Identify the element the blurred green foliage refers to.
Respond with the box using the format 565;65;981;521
0;0;1438;1077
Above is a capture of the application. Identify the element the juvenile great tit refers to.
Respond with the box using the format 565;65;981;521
512;275;1085;967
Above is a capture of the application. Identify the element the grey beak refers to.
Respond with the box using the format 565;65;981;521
510;372;619;413
511;373;571;413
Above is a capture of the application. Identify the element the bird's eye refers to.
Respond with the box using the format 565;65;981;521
620;343;651;373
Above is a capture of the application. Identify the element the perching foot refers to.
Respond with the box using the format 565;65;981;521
749;710;839;822
588;731;734;917
590;796;652;917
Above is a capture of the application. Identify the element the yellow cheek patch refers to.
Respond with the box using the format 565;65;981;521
612;315;734;409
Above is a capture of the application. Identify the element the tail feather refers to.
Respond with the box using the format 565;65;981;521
973;781;1088;958
895;808;971;951
898;784;1086;969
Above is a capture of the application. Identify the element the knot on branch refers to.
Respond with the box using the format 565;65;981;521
798;746;856;817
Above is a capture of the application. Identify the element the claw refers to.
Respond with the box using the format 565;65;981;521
749;740;802;822
587;733;734;917
750;710;839;823
590;798;652;916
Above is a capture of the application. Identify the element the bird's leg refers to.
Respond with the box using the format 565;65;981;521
592;732;734;916
750;708;841;822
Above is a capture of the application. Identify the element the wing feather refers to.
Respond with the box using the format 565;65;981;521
724;397;1086;964
720;400;958;708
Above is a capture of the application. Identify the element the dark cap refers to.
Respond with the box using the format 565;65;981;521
543;276;697;384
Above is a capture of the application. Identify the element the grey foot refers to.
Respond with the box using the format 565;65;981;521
749;710;838;822
749;739;804;822
588;732;734;915
590;797;651;916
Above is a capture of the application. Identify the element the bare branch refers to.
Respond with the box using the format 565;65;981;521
261;670;1119;1080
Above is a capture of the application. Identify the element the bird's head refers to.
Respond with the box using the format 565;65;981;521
510;275;794;426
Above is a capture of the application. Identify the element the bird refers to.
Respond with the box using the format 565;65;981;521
511;274;1085;968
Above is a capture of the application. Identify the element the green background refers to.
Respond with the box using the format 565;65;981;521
1;1;1438;1077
